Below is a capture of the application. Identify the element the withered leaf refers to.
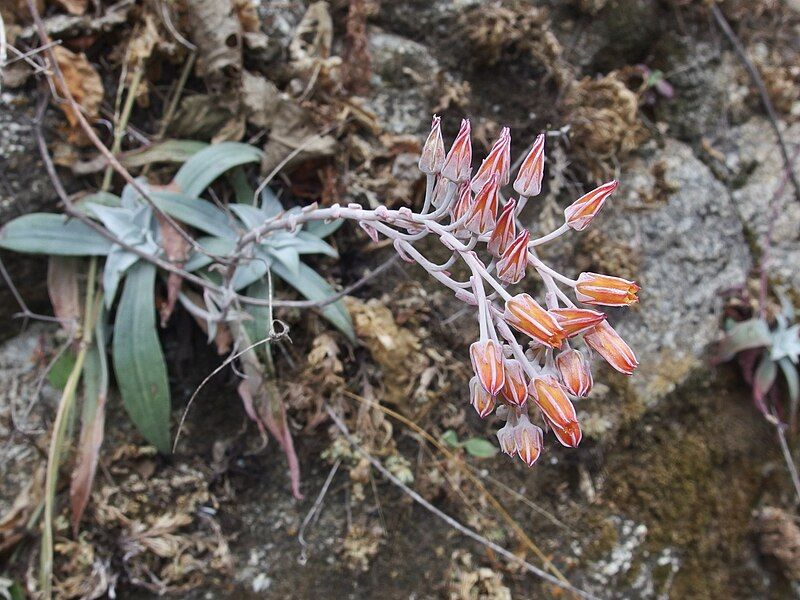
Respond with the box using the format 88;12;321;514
47;256;81;336
52;45;104;145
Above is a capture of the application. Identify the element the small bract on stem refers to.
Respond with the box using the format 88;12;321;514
231;115;639;467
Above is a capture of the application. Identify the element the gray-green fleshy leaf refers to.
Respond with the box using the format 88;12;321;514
184;236;236;272
754;354;778;399
305;218;344;239
779;357;800;404
74;192;121;214
174;142;264;198
270;260;354;341
261;187;283;217
232;252;271;291
264;244;300;277
0;214;112;256
770;320;800;364
86;203;143;242
112;262;171;453
718;318;772;362
102;247;140;307
149;190;237;239
229;203;267;230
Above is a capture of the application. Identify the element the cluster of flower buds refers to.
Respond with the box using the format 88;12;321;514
414;116;639;467
255;115;640;467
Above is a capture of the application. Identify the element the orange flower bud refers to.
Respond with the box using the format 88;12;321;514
469;376;497;418
500;358;528;406
531;376;582;447
513;133;545;198
487;199;517;257
471;127;511;192
503;294;565;348
584;321;638;375
441;119;472;183
470;339;505;395
496;230;530;284
564;180;618;231
419;115;445;174
465;174;500;234
575;272;639;307
496;422;517;456
550;307;607;337
450;181;473;220
556;349;593;397
514;416;544;467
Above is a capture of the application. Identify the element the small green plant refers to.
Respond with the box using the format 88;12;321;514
441;429;498;458
718;292;800;426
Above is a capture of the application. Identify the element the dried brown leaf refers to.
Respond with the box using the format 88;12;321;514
51;0;88;16
70;391;106;536
155;211;190;326
47;256;81;336
52;45;104;145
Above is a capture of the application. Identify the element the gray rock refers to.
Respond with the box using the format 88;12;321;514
724;118;800;294
366;31;443;135
0;90;66;337
547;138;751;418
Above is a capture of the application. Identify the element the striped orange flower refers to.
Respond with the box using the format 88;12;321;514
550;307;606;337
503;294;565;348
470;339;505;395
575;272;639;307
564;180;618;231
450;181;473;221
584;321;638;375
531;376;582;447
471;127;511;192
556;349;593;397
514;416;544;467
441;119;472;183
513;133;545;198
496;230;530;284
487;199;517;257
469;376;496;418
500;358;528;406
465;173;500;235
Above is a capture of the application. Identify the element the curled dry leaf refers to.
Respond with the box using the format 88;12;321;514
52;45;104;145
47;256;81;337
52;0;88;16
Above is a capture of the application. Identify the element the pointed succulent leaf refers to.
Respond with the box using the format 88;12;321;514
148;190;237;239
754;354;778;400
718;318;772;362
74;192;121;214
112;262;171;453
261;187;284;218
87;203;142;242
0;213;112;255
232;252;271;291
264;244;300;277
271;261;355;342
184;236;236;272
230;203;267;230
174;142;264;197
778;357;800;404
102;246;140;307
770;322;800;364
305;218;344;239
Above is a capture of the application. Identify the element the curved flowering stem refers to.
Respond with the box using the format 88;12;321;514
221;117;641;467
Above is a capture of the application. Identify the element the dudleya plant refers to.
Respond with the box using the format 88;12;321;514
0;116;640;474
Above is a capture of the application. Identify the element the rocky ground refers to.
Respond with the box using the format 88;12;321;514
2;0;800;598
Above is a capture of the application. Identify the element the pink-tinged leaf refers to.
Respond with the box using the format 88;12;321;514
753;354;778;417
156;213;191;327
47;256;81;336
70;338;108;535
237;379;267;443
716;318;772;363
261;380;304;500
69;392;105;536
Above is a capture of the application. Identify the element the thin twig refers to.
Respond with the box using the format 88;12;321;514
325;406;597;600
297;459;341;565
711;3;800;203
